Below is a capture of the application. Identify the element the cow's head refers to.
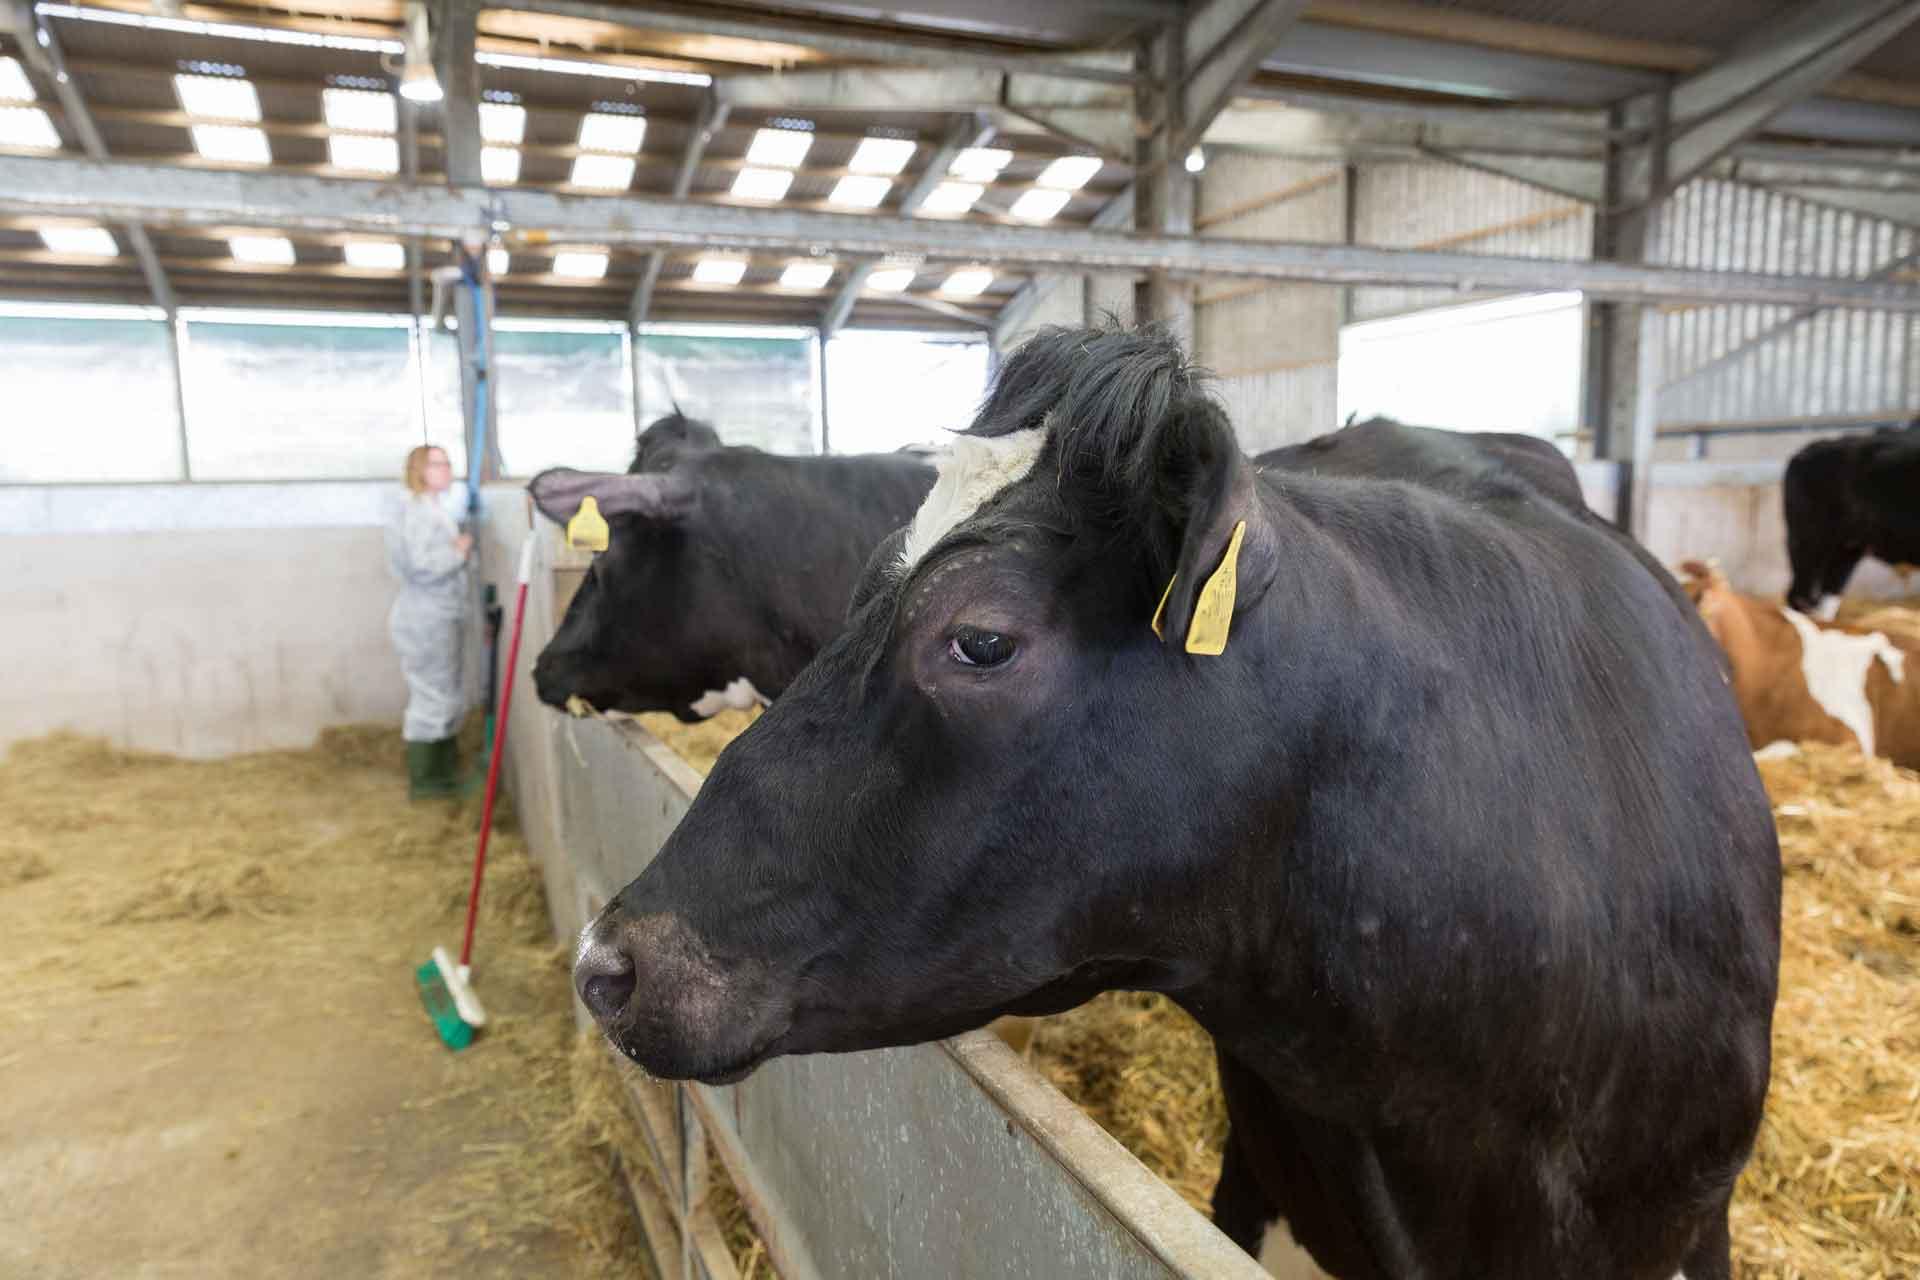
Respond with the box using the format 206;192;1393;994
527;466;763;719
1782;440;1860;617
572;326;1289;1082
630;411;721;475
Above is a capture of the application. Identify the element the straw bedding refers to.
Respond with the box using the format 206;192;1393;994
642;713;1919;1277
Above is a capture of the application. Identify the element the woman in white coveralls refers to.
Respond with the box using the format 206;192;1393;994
386;444;473;798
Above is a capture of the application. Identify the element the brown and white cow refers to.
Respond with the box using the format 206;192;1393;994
1678;561;1917;766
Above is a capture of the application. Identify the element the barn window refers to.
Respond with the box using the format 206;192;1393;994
0;303;183;483
823;330;990;454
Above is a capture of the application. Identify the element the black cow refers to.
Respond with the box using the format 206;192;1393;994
527;443;933;720
1783;420;1920;616
628;410;721;474
1257;415;1589;513
573;328;1780;1278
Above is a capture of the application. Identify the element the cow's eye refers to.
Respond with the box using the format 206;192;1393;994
949;626;1015;668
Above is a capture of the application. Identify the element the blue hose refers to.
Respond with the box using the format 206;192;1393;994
461;254;490;523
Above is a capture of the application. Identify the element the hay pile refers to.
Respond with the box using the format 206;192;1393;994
0;726;653;1275
1734;742;1920;1278
636;707;763;776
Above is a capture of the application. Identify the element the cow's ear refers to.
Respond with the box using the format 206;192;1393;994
1148;403;1277;655
528;467;697;526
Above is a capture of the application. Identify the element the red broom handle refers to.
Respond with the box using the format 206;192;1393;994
461;536;534;970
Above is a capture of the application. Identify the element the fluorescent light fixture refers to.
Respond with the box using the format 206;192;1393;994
399;61;442;104
577;111;645;152
343;241;405;270
481;145;521;185
552;250;609;279
174;73;261;121
1036;155;1101;190
39;225;118;257
691;256;749;285
0;105;60;150
1009;187;1073;222
778;261;834;289
476;50;710;87
919;181;984;214
230;235;296;265
488;248;510;276
730;167;794;202
327;133;399;173
940;267;993;297
568;154;636;189
38;3;403;54
865;266;916;293
746;126;812;168
322;87;396;134
0;56;34;103
849;135;915;175
827;175;891;208
949;146;1011;181
1185;145;1206;174
479;102;527;144
191;124;272;165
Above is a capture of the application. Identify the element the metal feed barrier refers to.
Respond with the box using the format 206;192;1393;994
476;490;1269;1280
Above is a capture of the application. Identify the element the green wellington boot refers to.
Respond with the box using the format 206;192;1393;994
406;739;460;800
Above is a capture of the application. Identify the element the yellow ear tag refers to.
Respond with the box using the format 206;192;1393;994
567;495;610;552
1149;520;1247;654
1184;520;1245;655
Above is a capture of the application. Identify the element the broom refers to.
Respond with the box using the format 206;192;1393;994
418;532;535;1050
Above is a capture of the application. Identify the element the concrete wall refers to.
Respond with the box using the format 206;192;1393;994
0;482;412;757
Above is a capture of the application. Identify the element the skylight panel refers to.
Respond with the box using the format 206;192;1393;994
919;181;984;215
481;145;521;185
488;248;510;276
1036;155;1101;190
191;124;271;165
569;154;636;189
174;73;260;121
0;56;35;103
577;112;645;153
778;261;833;289
849;135;915;176
552;250;609;279
939;268;993;296
730;167;794;202
342;241;404;270
230;235;295;265
865;266;915;293
1009;188;1072;222
327;133;399;173
827;176;891;208
321;87;396;133
691;256;749;285
746;126;812;168
948;147;1011;182
39;226;119;257
0;106;60;150
479;102;527;145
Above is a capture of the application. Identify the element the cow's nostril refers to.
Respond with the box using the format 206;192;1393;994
581;969;637;1022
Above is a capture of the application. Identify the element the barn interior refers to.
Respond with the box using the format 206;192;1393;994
1;1;1916;1277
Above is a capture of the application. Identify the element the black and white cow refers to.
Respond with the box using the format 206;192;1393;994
527;441;933;720
1783;420;1920;617
573;328;1781;1278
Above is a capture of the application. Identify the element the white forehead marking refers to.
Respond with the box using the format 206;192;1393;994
1778;608;1903;757
689;676;767;719
896;427;1047;575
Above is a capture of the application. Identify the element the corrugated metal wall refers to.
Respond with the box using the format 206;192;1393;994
1194;153;1346;450
1349;162;1594;322
1653;180;1920;432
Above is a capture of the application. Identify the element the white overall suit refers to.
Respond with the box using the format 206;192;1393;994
386;491;471;742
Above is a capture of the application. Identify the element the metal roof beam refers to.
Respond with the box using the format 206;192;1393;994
820;113;991;338
1179;0;1312;152
432;0;482;187
496;0;1144;87
993;185;1135;347
6;156;1920;311
1629;0;1920;197
2;0;175;312
632;89;728;330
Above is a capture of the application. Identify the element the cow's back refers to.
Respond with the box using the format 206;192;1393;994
1258;417;1586;512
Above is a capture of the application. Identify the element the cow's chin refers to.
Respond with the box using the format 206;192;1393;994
601;1017;782;1086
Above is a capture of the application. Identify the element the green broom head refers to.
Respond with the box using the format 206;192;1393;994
417;956;478;1051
